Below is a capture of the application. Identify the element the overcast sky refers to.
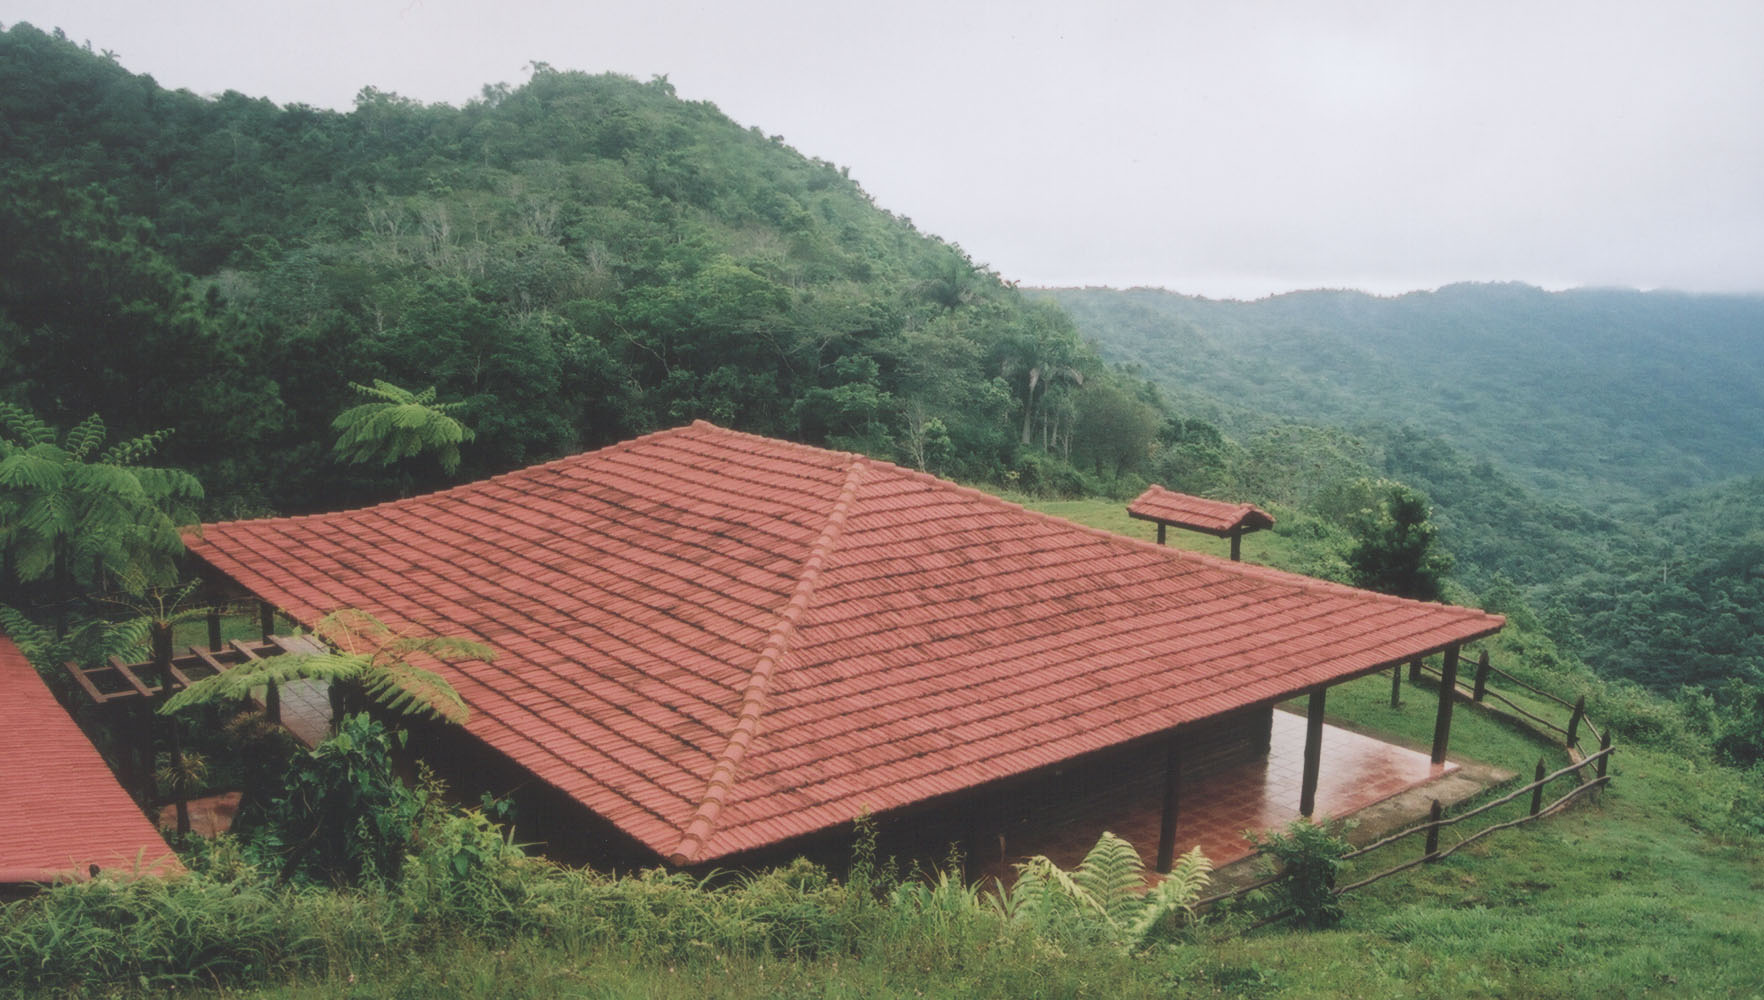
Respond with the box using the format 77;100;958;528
6;0;1762;299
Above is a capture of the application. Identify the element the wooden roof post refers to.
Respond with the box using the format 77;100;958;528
1431;645;1461;765
1299;689;1326;818
1156;522;1167;546
1156;733;1183;873
1229;529;1242;561
1390;662;1403;707
259;601;275;642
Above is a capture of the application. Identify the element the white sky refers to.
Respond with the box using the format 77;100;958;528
6;0;1763;299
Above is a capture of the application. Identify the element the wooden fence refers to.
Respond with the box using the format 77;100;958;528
1194;649;1613;916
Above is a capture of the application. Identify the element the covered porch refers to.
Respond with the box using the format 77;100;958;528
969;708;1458;880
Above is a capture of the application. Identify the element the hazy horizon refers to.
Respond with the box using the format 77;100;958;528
4;1;1761;301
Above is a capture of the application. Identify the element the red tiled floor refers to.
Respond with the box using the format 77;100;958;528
978;709;1455;879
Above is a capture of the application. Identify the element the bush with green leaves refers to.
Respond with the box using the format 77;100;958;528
1246;818;1353;928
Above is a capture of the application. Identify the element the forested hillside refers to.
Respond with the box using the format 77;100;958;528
0;22;1167;514
1046;285;1764;697
1047;283;1764;506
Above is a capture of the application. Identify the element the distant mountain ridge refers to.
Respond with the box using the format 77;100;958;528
1043;282;1764;508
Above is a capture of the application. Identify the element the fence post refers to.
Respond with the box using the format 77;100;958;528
1596;732;1612;780
1566;696;1587;749
1472;650;1491;703
1423;799;1443;860
1529;759;1546;816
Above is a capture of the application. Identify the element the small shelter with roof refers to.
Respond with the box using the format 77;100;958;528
1128;484;1275;560
0;636;183;897
184;422;1501;875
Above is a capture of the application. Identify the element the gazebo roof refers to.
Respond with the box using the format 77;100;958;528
186;422;1501;865
1127;484;1276;537
0;637;183;886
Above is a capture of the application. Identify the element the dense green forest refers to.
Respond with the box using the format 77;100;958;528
0;21;1167;516
1045;285;1764;700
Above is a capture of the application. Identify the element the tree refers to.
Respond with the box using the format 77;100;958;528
331;379;474;474
162;608;485;732
1345;481;1452;601
0;403;202;602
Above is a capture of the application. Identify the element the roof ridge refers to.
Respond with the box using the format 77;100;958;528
669;454;869;864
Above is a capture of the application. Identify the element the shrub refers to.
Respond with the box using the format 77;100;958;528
1247;819;1352;928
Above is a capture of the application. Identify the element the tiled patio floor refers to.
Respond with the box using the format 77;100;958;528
981;709;1456;877
265;678;332;748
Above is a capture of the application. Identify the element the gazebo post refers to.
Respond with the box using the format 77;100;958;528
1390;662;1402;707
1229;529;1242;561
1156;523;1167;546
259;600;275;642
1155;733;1183;873
1299;689;1326;818
1431;645;1461;765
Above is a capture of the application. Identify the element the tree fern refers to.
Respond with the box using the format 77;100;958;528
161;608;485;728
0;405;201;595
331;379;474;473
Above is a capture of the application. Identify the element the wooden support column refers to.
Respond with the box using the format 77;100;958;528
1156;523;1167;546
1390;663;1402;708
1430;645;1461;765
1156;734;1183;873
1228;529;1242;561
207;607;223;653
1408;657;1423;682
1299;689;1326;818
259;601;276;642
1472;649;1492;702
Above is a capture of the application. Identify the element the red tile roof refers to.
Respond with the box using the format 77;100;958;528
1128;484;1275;537
186;422;1502;865
0;637;183;885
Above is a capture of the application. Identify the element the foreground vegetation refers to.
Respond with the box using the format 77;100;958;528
6;670;1759;998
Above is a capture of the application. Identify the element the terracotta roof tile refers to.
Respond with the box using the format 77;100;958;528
186;421;1501;865
1128;484;1275;536
0;637;183;885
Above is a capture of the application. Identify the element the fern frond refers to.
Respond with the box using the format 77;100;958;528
0;447;69;491
0;402;55;447
64;414;106;460
1128;846;1213;948
0;605;65;667
99;428;173;465
159;651;364;715
1073;831;1144;927
361;659;470;724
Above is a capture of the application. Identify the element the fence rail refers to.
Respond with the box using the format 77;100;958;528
1198;648;1613;918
